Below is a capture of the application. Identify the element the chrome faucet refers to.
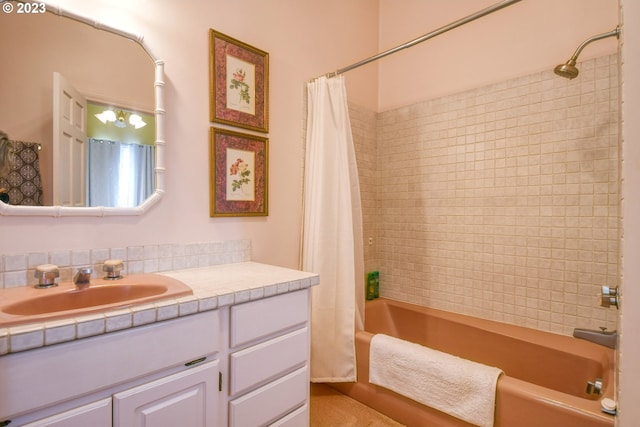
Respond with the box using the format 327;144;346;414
573;327;617;349
73;267;93;290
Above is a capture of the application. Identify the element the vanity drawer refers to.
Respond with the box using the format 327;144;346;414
229;366;308;427
230;289;308;348
268;403;309;427
230;327;309;396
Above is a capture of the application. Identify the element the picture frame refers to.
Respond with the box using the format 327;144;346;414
209;127;268;217
209;29;269;133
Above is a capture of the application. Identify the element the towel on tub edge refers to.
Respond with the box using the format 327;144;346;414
369;333;503;427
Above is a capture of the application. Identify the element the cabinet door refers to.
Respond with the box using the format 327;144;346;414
113;360;219;427
22;398;111;427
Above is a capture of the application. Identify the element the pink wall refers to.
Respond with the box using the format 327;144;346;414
0;0;379;269
377;0;619;111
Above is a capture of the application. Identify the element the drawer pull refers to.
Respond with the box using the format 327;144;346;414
184;356;207;367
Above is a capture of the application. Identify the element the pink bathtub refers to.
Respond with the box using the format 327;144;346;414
331;298;615;427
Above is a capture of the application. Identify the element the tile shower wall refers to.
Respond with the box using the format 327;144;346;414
0;239;251;289
355;54;619;335
350;104;378;275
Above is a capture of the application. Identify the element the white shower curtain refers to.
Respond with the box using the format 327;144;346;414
302;76;364;383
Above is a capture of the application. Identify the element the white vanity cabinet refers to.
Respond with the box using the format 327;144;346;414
19;361;220;427
1;273;316;427
1;310;223;427
227;289;311;427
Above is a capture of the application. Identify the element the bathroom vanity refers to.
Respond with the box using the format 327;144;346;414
0;262;319;427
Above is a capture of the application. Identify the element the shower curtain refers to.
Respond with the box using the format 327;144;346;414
302;76;365;382
87;138;154;207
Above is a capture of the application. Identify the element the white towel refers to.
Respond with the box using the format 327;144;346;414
369;334;503;427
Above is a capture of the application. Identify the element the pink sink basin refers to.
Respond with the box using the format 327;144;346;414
0;274;193;327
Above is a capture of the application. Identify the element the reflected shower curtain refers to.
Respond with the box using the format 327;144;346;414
87;138;154;207
0;141;43;205
302;76;364;382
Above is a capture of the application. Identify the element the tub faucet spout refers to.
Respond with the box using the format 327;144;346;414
573;327;617;349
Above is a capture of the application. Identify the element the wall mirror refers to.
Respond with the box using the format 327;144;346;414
0;1;166;216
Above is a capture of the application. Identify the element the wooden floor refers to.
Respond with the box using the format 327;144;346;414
309;383;405;426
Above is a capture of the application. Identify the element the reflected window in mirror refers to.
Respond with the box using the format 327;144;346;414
86;102;155;208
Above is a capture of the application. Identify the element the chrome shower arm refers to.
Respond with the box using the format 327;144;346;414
554;26;620;79
567;27;620;64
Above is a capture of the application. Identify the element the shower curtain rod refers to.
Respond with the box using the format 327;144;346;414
318;0;523;79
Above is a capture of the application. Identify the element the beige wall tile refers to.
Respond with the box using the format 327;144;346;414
355;54;619;336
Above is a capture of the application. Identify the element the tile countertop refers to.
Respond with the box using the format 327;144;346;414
0;262;320;356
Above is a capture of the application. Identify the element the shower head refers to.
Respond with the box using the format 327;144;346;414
554;26;620;80
554;60;579;80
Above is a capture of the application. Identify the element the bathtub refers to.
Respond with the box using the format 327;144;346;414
331;298;615;427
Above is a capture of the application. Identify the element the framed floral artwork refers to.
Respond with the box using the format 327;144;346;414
209;29;269;133
209;127;268;217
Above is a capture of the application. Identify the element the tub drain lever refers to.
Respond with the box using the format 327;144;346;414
586;378;603;395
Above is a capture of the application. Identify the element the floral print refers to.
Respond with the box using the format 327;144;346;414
229;157;251;192
229;69;251;105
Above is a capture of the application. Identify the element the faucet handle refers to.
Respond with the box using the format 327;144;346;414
34;264;59;288
601;286;619;309
103;259;124;280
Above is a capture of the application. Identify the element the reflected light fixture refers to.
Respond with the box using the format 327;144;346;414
128;113;146;129
95;109;147;129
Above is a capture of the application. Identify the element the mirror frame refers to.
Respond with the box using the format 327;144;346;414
0;1;165;217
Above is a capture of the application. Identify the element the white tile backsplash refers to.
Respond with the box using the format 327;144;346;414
143;245;158;259
5;254;26;271
90;248;110;264
110;248;127;261
0;239;251;289
71;250;90;267
127;246;144;261
27;252;48;269
50;250;71;267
